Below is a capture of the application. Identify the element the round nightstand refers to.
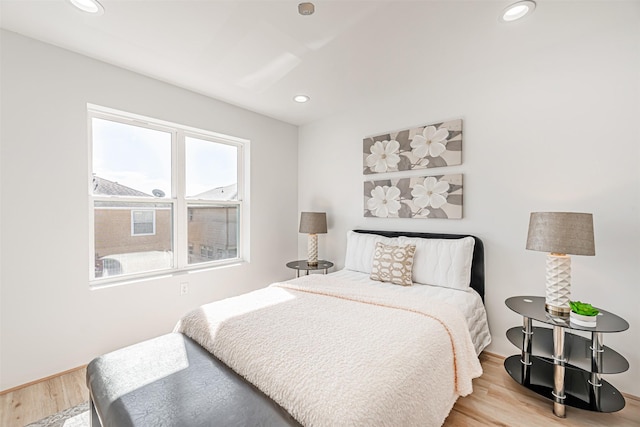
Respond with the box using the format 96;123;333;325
286;260;334;277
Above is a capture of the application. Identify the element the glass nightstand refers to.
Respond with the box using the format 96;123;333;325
286;260;334;278
504;296;629;417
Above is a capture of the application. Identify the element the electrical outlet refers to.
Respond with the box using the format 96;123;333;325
180;282;189;295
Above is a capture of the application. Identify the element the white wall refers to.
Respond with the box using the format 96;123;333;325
0;30;299;390
298;2;640;396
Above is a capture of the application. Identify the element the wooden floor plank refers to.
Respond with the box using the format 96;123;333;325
0;367;88;427
1;353;637;427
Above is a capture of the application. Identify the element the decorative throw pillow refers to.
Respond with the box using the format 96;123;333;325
370;242;416;286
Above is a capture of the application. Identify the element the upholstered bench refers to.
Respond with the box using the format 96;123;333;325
86;332;300;427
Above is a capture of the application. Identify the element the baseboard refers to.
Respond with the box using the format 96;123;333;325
0;364;87;395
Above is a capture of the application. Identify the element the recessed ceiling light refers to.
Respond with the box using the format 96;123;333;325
293;95;310;103
68;0;104;15
500;1;535;23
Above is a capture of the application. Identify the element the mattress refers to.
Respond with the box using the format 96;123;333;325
321;269;491;355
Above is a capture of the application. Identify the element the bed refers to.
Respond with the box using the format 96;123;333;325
87;230;491;427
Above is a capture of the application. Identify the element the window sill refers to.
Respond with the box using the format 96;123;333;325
89;259;247;290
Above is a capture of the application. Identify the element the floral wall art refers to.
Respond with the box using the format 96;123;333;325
364;174;463;219
363;119;462;174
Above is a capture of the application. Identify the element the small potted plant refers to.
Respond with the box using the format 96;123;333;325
569;301;599;326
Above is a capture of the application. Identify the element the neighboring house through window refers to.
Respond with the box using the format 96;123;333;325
89;105;248;284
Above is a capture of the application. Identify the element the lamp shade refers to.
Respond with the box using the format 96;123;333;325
299;212;327;234
526;212;595;256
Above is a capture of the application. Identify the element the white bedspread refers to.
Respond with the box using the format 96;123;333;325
176;274;483;427
328;269;491;355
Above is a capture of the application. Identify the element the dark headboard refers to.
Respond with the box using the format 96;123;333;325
353;230;485;303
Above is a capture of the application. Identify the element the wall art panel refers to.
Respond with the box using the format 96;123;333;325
363;119;462;174
364;174;463;219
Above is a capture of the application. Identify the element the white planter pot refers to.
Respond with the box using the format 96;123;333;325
570;311;598;327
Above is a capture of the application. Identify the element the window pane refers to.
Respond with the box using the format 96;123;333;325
92;118;171;198
187;205;238;264
185;136;238;200
132;210;155;235
95;201;173;278
133;222;153;235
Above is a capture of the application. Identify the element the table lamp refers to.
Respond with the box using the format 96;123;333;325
526;212;595;316
299;212;327;266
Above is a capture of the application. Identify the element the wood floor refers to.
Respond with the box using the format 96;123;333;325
0;366;88;427
447;353;640;427
1;353;638;427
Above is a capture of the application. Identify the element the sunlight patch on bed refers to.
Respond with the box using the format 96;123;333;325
203;287;297;320
184;288;298;343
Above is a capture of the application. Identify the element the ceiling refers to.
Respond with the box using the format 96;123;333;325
0;0;525;125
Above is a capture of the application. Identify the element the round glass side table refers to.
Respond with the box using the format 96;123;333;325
286;260;334;277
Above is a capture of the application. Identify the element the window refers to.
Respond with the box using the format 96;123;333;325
131;210;156;236
89;106;248;284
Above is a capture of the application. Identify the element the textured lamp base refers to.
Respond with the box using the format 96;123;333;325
545;253;571;316
307;233;318;266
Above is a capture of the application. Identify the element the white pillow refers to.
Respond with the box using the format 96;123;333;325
397;236;475;290
344;231;398;274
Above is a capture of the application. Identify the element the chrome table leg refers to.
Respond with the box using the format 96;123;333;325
552;325;567;417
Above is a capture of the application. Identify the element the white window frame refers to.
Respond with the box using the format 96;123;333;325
88;104;250;286
131;209;156;236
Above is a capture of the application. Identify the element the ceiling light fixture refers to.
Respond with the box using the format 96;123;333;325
68;0;104;15
500;0;535;23
298;2;315;16
293;95;310;103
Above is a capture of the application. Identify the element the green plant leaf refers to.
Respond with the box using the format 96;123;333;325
570;301;599;316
